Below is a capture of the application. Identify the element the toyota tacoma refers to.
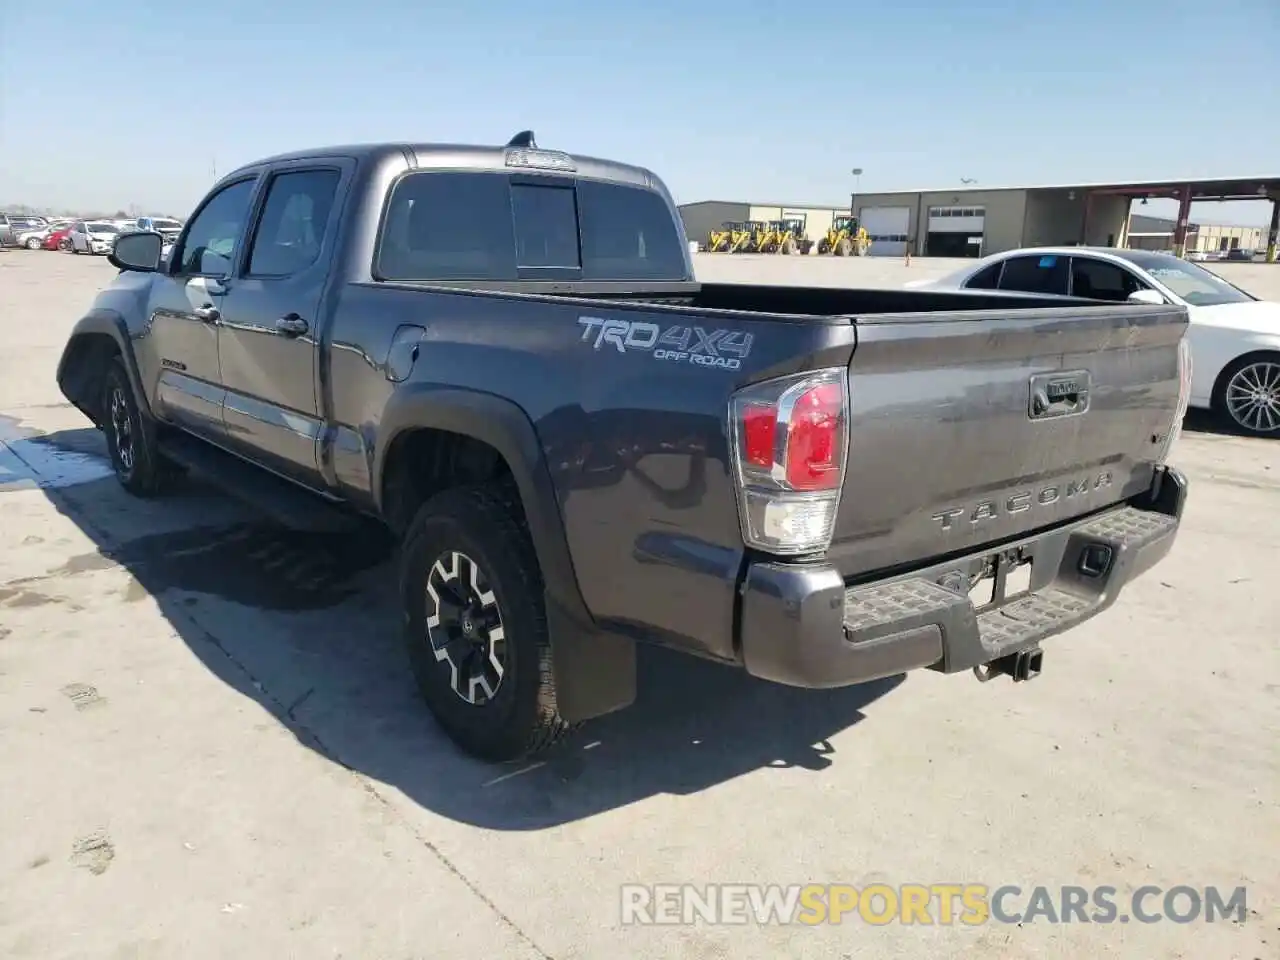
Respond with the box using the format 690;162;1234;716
56;132;1191;760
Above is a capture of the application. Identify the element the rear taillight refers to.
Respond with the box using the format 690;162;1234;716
1159;336;1193;464
729;369;849;556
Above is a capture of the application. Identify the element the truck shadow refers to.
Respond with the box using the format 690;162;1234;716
1181;409;1242;438
9;425;901;831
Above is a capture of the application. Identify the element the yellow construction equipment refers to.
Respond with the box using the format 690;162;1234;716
777;218;813;255
817;215;870;256
729;220;766;253
707;223;733;252
753;221;784;254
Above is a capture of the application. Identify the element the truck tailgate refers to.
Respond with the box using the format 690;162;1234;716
828;303;1189;578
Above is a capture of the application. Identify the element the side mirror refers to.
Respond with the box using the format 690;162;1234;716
1126;289;1165;306
109;230;164;273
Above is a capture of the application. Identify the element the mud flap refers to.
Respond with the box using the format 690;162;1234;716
547;602;636;723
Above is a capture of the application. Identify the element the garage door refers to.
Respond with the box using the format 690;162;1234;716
859;206;910;256
927;205;986;257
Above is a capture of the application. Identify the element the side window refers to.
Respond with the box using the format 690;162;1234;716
1070;257;1142;302
175;178;256;276
376;172;517;281
578;181;688;280
999;254;1069;296
247;169;341;277
963;261;1003;290
511;183;580;269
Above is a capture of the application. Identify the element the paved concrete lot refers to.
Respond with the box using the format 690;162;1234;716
1;250;1277;959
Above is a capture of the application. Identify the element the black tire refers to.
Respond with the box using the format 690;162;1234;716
399;483;570;761
101;358;168;496
1212;352;1280;437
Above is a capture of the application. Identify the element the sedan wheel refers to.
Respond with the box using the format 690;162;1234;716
25;237;41;249
1223;359;1280;436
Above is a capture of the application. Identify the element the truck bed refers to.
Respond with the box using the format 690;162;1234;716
342;278;1187;659
392;278;1101;320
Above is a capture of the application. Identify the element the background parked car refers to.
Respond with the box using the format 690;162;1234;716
43;226;75;251
68;220;121;255
0;214;47;247
133;216;184;244
14;223;58;249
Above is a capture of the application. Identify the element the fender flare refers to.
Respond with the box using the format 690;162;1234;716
57;309;153;422
373;384;591;628
373;386;636;723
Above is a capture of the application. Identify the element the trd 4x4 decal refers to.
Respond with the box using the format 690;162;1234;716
577;316;754;371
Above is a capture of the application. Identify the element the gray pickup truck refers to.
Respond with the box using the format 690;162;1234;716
57;132;1191;761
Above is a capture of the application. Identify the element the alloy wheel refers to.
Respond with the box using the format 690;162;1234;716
1225;361;1280;434
424;550;507;705
109;386;135;473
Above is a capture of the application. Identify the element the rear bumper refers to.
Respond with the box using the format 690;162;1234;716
739;466;1187;688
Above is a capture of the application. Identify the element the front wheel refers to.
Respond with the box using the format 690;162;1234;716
1216;354;1280;436
399;484;571;761
101;359;169;496
25;237;41;250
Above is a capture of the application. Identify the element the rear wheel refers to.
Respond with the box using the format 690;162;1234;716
1215;354;1280;437
836;237;852;256
399;483;571;761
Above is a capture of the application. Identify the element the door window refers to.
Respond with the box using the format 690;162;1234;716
963;261;1003;289
175;178;256;276
1070;257;1143;302
998;254;1069;296
247;169;341;276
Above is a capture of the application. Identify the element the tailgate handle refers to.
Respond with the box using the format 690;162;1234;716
1029;371;1090;419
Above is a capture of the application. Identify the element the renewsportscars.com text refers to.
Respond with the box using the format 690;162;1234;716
620;883;1248;926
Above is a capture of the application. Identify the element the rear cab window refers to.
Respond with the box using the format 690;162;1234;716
374;170;689;283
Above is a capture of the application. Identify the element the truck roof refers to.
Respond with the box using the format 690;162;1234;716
225;138;659;190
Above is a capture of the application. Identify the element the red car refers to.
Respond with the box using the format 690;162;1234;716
43;226;73;251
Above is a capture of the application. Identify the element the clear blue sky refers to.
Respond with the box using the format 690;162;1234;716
2;0;1276;225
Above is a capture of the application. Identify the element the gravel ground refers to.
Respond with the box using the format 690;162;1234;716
1;249;1277;960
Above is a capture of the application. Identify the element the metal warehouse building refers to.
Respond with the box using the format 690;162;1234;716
677;201;845;250
851;175;1280;259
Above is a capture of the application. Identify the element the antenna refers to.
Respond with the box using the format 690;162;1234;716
506;130;537;149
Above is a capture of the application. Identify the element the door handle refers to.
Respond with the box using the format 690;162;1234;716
276;313;309;336
194;304;220;323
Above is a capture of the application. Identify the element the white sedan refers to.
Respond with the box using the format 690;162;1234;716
908;247;1280;437
69;220;122;256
